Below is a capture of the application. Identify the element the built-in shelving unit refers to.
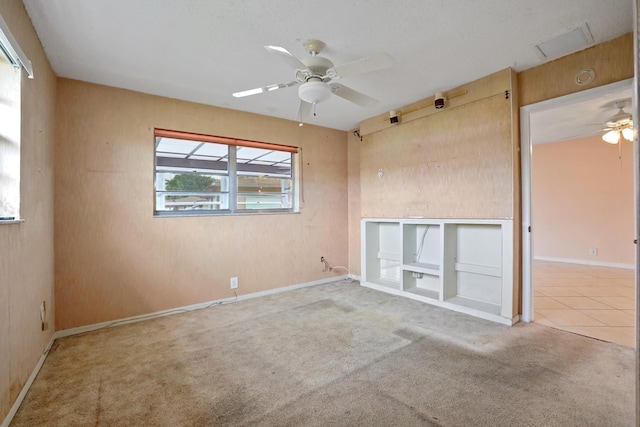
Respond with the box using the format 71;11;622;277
361;218;517;325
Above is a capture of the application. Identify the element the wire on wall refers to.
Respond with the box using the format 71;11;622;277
321;257;353;283
414;225;430;262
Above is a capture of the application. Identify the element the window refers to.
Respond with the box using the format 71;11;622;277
0;13;32;221
154;129;299;216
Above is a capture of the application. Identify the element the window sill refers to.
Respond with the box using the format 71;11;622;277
154;210;300;218
0;218;24;225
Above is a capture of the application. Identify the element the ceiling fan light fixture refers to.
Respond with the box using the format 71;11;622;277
298;81;332;104
602;130;620;144
622;127;634;141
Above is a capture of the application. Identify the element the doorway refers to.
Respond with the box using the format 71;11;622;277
521;78;636;347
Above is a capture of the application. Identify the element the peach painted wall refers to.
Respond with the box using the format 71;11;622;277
518;34;633;107
54;79;348;330
0;0;56;422
357;69;519;220
532;135;634;266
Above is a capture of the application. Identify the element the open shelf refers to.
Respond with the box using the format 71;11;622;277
362;221;401;290
402;270;440;299
405;286;439;300
402;262;440;275
362;218;516;325
402;222;440;266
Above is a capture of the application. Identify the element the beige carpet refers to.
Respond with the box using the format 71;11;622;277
11;281;635;426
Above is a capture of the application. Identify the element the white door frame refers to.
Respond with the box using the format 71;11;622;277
633;3;640;424
519;78;634;323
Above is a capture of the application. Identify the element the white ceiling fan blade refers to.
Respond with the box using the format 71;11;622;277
328;53;393;79
329;83;378;107
264;45;309;70
232;80;299;98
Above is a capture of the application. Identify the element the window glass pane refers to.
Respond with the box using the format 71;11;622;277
154;131;297;216
155;137;230;212
0;50;21;219
156;137;201;156
236;146;292;210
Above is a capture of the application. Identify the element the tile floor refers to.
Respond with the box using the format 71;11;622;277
533;260;636;348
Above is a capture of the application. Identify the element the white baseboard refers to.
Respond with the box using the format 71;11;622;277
1;336;56;427
2;275;347;427
534;256;634;270
56;274;347;338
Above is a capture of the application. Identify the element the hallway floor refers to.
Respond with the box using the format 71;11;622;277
533;261;635;348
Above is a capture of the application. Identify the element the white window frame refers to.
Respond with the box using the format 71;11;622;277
0;13;32;223
0;14;33;79
153;129;299;217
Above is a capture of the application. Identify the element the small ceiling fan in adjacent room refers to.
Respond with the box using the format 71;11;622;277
232;39;393;123
601;100;633;144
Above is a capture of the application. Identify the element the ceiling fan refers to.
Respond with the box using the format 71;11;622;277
232;39;393;122
602;100;633;144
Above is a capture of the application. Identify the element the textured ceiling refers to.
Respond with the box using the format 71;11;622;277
22;0;633;133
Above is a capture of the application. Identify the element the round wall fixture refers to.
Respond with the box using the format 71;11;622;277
575;68;595;86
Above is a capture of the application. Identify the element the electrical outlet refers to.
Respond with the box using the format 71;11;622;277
230;277;238;289
589;247;598;256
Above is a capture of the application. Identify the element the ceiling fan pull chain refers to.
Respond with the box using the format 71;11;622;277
619;139;622;161
313;102;317;116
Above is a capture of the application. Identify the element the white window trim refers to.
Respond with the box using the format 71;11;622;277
153;129;300;217
0;13;33;78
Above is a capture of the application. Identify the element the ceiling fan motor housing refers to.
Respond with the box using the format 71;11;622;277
300;56;334;81
606;109;632;127
297;55;335;104
606;100;632;128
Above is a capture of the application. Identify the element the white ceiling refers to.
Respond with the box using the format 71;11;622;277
530;81;633;145
22;0;634;135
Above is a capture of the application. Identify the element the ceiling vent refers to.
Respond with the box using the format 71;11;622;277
533;24;594;60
